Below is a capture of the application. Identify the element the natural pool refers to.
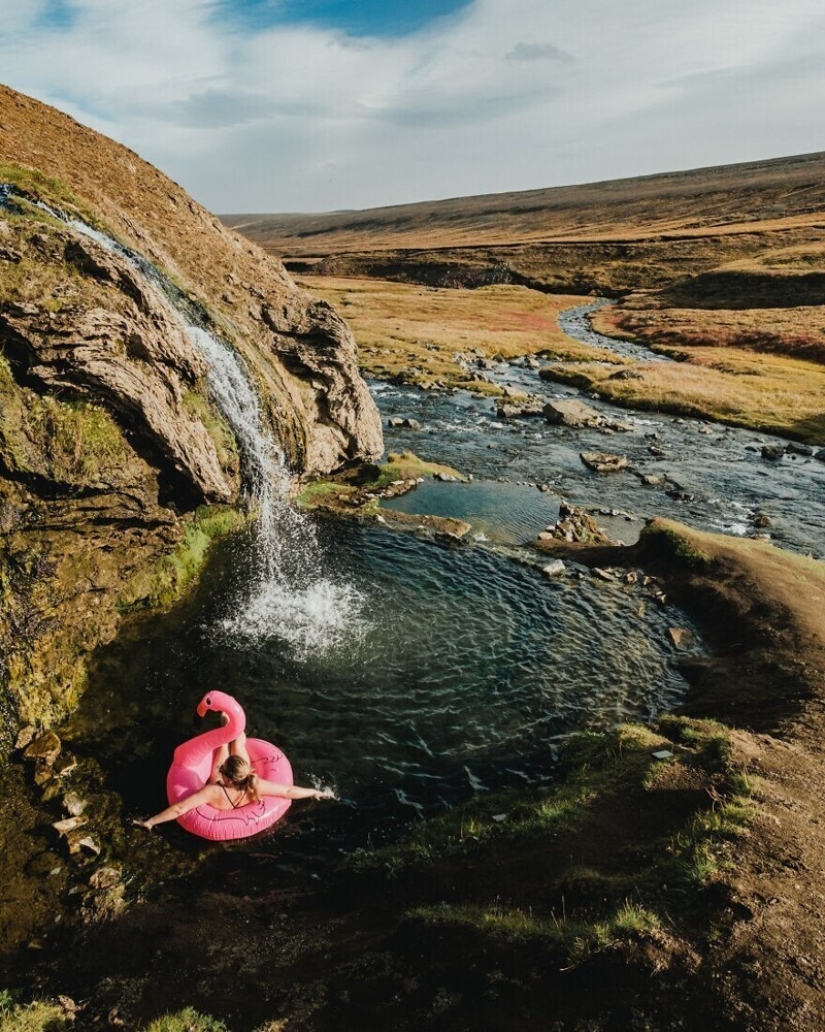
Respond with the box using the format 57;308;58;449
68;513;702;864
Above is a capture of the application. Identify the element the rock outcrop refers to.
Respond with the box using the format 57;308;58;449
0;83;383;739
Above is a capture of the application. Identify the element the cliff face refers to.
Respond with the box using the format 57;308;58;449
0;84;382;738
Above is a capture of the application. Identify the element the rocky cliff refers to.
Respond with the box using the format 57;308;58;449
0;84;383;740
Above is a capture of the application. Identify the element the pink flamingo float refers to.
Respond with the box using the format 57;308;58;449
166;690;293;841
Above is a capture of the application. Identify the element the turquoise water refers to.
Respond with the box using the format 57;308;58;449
382;479;561;544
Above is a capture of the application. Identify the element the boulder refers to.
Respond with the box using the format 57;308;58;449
544;503;612;545
541;560;566;578
24;732;62;766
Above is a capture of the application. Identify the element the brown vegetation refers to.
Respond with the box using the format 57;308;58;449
221;151;825;255
226;150;825;444
296;276;621;388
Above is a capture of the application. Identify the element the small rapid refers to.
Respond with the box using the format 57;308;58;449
376;305;825;558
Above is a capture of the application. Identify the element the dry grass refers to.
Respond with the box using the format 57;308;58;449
300;273;825;441
296;275;619;386
594;299;825;363
545;346;825;442
221;151;825;256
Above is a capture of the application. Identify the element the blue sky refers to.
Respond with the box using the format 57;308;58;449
222;0;472;37
2;1;824;213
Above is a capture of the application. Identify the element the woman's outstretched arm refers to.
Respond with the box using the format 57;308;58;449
133;784;220;830
257;779;335;801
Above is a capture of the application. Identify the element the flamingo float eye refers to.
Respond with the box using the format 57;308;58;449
205;695;212;706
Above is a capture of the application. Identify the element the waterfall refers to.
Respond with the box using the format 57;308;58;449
2;186;368;659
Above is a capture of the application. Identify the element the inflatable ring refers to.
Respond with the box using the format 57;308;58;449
166;690;292;841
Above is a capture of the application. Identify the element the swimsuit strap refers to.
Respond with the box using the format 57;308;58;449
220;783;243;809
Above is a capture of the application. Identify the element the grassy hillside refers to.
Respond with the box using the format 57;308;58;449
221;151;825;257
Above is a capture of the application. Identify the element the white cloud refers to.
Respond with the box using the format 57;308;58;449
0;0;823;212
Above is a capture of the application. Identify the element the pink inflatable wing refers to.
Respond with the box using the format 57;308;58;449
166;690;293;842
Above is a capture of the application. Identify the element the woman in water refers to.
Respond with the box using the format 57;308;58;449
133;724;333;831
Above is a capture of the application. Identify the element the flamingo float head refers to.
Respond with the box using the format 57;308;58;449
196;690;246;736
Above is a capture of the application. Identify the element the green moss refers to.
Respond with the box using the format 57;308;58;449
373;451;465;488
0;356;128;484
297;452;465;513
182;389;239;473
118;506;245;612
297;481;357;510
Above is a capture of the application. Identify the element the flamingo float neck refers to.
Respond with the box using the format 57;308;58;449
173;690;246;767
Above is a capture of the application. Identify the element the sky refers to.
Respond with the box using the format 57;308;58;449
1;0;824;214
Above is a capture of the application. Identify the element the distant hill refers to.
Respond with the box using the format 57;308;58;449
221;152;825;257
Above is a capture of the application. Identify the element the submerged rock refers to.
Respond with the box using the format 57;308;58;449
761;445;785;461
543;399;604;427
668;627;697;650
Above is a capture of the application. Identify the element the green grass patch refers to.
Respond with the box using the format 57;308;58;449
347;724;672;877
349;715;756;947
639;521;710;569
297;481;358;510
0;988;72;1031
297;452;465;513
0;162;80;212
411;898;662;964
140;1008;229;1032
371;451;465;488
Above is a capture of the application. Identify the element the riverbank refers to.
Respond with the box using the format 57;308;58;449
298;275;825;446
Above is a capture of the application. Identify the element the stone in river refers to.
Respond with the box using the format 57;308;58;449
541;560;566;578
543;399;604;427
580;451;629;474
668;627;696;651
761;445;785;461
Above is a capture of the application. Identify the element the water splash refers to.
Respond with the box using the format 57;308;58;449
1;185;368;659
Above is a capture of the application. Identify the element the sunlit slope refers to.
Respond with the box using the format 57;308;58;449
222;151;825;256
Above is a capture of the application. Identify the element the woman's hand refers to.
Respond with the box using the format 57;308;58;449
132;818;154;831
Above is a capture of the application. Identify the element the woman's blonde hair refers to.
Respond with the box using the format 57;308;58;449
219;755;260;800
